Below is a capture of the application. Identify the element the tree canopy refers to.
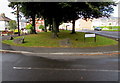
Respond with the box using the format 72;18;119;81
8;20;17;30
9;2;116;37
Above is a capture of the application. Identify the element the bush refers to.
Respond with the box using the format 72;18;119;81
8;20;17;30
26;24;33;29
39;25;44;29
26;24;33;33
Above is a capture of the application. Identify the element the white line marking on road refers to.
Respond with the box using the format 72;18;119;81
13;67;120;72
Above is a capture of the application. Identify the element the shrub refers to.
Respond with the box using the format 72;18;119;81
39;25;44;29
26;24;33;33
26;24;33;29
8;20;17;30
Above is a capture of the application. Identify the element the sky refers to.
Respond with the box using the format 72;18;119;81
0;0;16;20
0;0;119;20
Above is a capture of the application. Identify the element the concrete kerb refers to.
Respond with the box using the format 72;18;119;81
1;33;119;57
0;49;119;56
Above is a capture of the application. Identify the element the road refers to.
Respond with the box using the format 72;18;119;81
2;52;119;82
78;30;119;39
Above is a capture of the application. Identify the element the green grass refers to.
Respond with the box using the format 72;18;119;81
102;29;120;31
96;26;120;31
2;30;118;48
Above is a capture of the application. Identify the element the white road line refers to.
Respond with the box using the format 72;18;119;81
13;67;120;72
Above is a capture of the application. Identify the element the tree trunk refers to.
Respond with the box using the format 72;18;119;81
44;19;47;32
51;24;53;32
71;19;76;34
17;4;20;36
32;15;37;34
49;24;53;32
48;24;51;31
66;25;68;30
52;18;58;38
56;21;59;32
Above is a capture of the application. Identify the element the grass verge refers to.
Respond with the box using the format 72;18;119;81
102;30;120;31
2;30;118;48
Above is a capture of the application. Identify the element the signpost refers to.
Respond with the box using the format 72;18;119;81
84;33;96;42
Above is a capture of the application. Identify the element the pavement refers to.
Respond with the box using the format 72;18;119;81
0;32;119;56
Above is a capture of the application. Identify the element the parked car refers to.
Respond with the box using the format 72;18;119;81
94;27;102;31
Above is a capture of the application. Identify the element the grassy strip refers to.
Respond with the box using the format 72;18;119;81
2;30;118;48
102;30;120;31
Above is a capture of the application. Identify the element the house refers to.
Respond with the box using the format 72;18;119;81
26;18;45;32
19;19;28;29
59;18;93;31
59;17;119;31
76;19;93;30
0;13;12;31
92;17;119;27
25;16;119;32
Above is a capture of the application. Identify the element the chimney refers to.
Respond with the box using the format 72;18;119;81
0;13;5;17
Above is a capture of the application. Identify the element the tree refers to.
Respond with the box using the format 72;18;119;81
9;2;116;37
20;2;41;34
35;2;116;36
8;2;21;36
8;20;17;30
26;24;33;33
37;3;63;38
58;3;80;34
9;2;42;34
59;2;116;34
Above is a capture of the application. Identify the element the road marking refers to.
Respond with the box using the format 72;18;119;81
13;67;120;72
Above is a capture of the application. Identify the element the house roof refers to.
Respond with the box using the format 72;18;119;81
0;13;12;21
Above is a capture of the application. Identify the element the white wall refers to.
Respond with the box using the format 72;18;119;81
92;17;118;27
59;19;93;31
20;22;26;29
0;21;5;30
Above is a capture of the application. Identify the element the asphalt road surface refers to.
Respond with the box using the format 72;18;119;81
78;30;119;39
2;52;119;82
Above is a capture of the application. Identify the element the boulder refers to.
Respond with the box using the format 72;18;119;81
13;37;24;44
59;38;71;46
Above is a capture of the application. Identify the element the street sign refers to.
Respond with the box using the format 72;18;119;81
85;34;96;37
84;33;96;42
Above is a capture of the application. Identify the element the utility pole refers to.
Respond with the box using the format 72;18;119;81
17;4;20;36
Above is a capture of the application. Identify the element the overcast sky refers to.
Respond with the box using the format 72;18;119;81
0;0;119;20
